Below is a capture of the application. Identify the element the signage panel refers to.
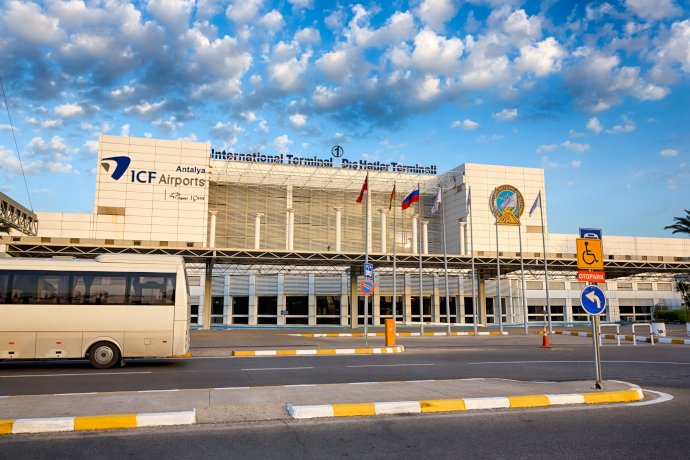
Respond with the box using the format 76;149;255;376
580;286;607;315
361;279;375;295
579;228;602;240
364;263;373;280
578;271;606;283
576;238;604;270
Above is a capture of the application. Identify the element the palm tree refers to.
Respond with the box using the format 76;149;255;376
0;226;9;235
664;209;690;236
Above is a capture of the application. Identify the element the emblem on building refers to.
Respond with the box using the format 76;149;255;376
331;145;344;158
490;185;525;225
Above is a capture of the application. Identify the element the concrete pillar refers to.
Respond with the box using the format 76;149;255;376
479;276;487;326
252;213;263;249
208;211;218;248
248;274;257;325
412;214;418;254
404;274;412;321
341;274;348;326
458;221;466;255
308;274;316;326
278;274;285;326
379;209;388;253
373;272;381;325
285;185;292;250
203;270;211;330
565;297;573;326
432;275;440;322
421;221;429;255
350;267;360;329
334;207;343;251
287;208;296;250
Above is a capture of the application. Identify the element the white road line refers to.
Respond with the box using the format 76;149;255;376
628;390;674;406
470;361;690;365
0;372;152;378
242;367;314;371
347;364;435;368
55;392;98;396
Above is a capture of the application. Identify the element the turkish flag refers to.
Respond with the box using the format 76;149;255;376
356;174;368;203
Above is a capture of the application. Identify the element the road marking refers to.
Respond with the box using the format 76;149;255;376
242;367;314;371
0;372;152;378
470;361;690;365
347;364;435;368
628;390;673;406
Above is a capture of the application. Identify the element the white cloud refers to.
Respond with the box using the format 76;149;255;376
267;42;312;91
316;45;365;84
1;1;62;46
260;10;284;33
273;134;293;153
125;99;167;117
146;0;195;35
325;9;345;30
153;116;183;134
569;129;585;137
414;0;460;31
390;28;464;75
477;134;504;143
144;133;153;138
625;0;682;20
121;124;130;137
54;102;100;118
289;114;307;126
572;160;581;168
79;122;92;131
25;118;62;130
515;37;566;77
327;132;352;145
541;156;564;169
239;112;257;122
211;121;244;146
289;0;314;9
561;141;590;152
416;75;441;101
294;27;321;45
301;142;309;148
345;7;416;49
256;119;269;133
492;109;518;121
660;149;679;157
0;124;15;132
536;144;559;153
30;188;52;196
226;0;266;24
586;117;603;134
451;119;480;130
606;115;636;134
177;133;199;142
83;140;99;153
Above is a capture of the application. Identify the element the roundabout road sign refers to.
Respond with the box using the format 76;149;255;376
361;279;375;295
580;285;606;315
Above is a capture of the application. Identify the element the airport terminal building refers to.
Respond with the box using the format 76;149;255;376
2;134;689;328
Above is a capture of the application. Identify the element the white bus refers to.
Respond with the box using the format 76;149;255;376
0;254;190;369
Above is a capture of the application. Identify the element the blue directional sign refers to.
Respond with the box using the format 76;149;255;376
580;285;606;315
364;263;373;280
579;228;602;240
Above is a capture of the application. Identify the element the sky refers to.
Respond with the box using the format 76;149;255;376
0;0;689;238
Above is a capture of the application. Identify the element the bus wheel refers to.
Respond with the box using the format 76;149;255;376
88;342;121;369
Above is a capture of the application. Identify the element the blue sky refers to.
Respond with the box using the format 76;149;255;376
0;0;689;238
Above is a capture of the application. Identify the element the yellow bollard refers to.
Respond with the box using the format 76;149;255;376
385;319;395;346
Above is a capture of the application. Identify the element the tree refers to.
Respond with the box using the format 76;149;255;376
664;209;690;236
0;226;9;235
676;280;690;325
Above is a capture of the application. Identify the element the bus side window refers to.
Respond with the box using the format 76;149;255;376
129;274;176;305
71;273;128;304
0;271;9;304
9;271;69;304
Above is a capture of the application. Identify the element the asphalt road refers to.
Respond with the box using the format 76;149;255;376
0;332;688;458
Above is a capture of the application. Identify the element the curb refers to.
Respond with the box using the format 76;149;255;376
286;387;644;419
551;330;690;344
0;410;195;435
233;346;405;356
287;332;507;337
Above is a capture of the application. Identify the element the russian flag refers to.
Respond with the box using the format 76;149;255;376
401;186;419;210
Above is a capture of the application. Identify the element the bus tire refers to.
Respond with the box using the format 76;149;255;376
88;342;121;369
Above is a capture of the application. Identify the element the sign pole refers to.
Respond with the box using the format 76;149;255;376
539;191;553;334
495;213;503;334
392;181;397;334
440;185;451;336
591;311;602;389
364;174;369;349
418;182;424;335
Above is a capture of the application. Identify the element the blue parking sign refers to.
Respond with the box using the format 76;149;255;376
364;263;373;280
580;285;606;315
579;228;602;240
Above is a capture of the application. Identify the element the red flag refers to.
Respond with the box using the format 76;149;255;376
356;174;368;203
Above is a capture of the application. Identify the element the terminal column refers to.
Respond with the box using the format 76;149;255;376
421;221;429;254
379;209;388;253
412;214;419;254
252;213;263;250
287;208;296;250
203;211;218;331
333;207;343;251
458;221;466;256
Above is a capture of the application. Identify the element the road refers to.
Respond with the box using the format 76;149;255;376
0;331;688;458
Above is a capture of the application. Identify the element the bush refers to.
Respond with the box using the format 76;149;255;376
653;310;688;323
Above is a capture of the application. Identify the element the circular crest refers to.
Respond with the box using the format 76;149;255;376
331;145;344;158
490;184;525;226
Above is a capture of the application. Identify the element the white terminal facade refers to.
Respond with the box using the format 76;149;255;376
3;134;690;328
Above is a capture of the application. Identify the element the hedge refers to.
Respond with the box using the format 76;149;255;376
653;310;688;323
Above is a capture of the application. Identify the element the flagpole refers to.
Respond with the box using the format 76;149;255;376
469;186;478;336
418;182;424;335
495;198;503;335
441;184;451;336
539;190;552;334
392;181;397;332
364;173;369;348
519;223;528;335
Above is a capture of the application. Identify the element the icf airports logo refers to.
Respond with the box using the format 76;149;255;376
100;156;131;180
490;184;525;225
